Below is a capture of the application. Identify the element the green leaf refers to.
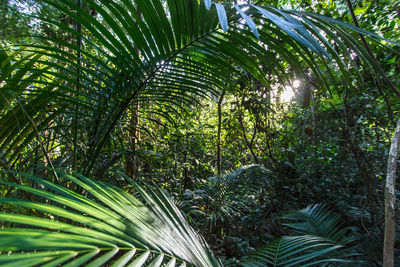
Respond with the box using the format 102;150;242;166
205;0;212;10
0;172;218;266
354;6;367;16
215;3;228;32
235;5;259;39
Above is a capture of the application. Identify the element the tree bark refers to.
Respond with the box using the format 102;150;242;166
124;6;142;179
383;117;400;267
217;92;225;175
125;103;140;178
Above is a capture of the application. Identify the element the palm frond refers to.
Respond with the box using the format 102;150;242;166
192;165;272;231
0;48;62;170
240;204;362;266
240;235;359;267
2;0;397;175
0;171;219;266
282;204;351;244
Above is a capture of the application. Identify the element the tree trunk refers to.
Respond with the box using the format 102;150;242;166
72;0;82;169
383;117;400;267
124;6;141;179
217;92;225;175
183;134;191;190
238;112;259;164
125;103;140;178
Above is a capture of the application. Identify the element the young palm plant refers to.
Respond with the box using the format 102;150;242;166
187;165;272;233
240;204;361;266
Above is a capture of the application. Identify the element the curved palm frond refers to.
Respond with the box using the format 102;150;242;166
2;0;396;175
0;172;219;266
189;165;272;231
206;165;272;196
240;235;360;267
0;48;64;173
240;204;362;267
282;204;352;243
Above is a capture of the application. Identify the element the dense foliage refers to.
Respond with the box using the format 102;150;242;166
0;0;399;266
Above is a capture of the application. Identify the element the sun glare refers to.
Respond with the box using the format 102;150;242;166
281;87;295;103
280;79;300;103
293;79;301;89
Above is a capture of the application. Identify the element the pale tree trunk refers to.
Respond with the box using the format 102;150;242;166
383;117;400;267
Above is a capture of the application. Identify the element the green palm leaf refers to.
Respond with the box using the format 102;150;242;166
282;204;351;244
1;0;397;175
240;204;362;266
188;165;272;231
0;48;63;171
0;172;219;266
240;235;358;267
